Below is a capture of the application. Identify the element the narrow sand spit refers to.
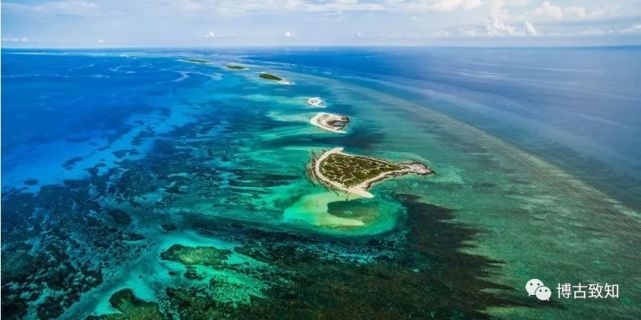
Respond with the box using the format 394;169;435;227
310;112;349;133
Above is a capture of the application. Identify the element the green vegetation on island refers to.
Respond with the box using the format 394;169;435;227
259;73;283;81
310;148;433;198
320;153;403;187
226;64;247;70
160;244;232;267
183;58;210;64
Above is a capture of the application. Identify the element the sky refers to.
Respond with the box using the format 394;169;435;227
2;0;641;47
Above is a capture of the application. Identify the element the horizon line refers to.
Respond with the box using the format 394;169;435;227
4;43;641;50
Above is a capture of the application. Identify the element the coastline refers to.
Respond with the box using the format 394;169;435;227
4;50;641;320
310;147;433;198
309;112;349;133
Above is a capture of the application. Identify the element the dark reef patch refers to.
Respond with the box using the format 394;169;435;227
311;128;385;151
165;287;235;319
23;178;39;186
120;232;145;241
174;196;528;319
262;125;385;152
161;223;177;232
1;172;136;319
112;149;130;159
107;209;132;225
63;156;85;169
227;196;521;319
87;289;163;320
184;267;205;280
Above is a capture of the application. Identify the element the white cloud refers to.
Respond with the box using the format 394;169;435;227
4;0;104;17
3;0;639;46
97;38;104;43
425;0;483;12
512;22;641;38
485;0;516;35
564;6;587;18
532;1;616;21
451;26;481;37
524;21;537;36
194;0;386;15
486;15;516;35
618;23;641;34
128;0;485;16
579;27;606;36
432;0;539;37
534;1;563;20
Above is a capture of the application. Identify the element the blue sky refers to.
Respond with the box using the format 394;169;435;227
3;0;641;47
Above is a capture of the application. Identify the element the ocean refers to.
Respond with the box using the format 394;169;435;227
244;47;641;210
2;47;640;319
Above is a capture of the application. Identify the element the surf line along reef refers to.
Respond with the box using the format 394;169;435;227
309;147;434;198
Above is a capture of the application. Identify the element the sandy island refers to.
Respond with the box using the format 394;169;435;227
310;112;349;133
310;147;433;198
307;97;325;107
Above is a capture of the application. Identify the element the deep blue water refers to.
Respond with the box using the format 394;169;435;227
4;54;170;147
2;51;217;189
243;47;641;209
3;47;641;209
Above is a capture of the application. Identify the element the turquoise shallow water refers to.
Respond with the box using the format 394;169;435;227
2;49;640;319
